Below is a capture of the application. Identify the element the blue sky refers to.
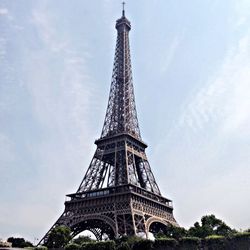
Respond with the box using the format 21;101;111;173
0;0;250;242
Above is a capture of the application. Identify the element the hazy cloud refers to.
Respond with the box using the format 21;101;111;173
0;8;8;15
161;35;181;72
0;133;14;164
179;32;250;137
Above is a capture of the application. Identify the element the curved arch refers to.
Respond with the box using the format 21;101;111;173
146;217;172;235
70;215;116;240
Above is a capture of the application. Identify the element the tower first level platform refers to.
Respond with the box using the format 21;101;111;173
54;184;178;241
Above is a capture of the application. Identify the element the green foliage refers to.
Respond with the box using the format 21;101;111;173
154;231;166;239
7;237;33;248
46;225;71;248
73;235;93;245
204;235;227;250
188;214;235;238
7;237;25;247
22;241;33;247
154;225;187;240
153;238;178;249
233;232;250;238
65;242;81;250
33;246;48;250
81;240;115;250
205;235;225;240
115;236;141;249
164;225;187;239
81;242;95;250
179;237;200;250
188;222;203;238
116;242;130;250
181;236;201;242
132;239;152;250
231;232;250;249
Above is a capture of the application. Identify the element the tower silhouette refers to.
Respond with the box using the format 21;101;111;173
39;8;178;244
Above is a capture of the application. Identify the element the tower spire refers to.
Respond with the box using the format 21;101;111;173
101;6;139;140
122;2;125;16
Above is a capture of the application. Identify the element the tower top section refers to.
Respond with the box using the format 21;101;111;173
122;2;125;16
100;3;141;141
116;2;131;31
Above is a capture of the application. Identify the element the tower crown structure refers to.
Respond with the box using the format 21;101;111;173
39;8;178;245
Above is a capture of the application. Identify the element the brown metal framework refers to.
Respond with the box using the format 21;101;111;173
38;9;178;245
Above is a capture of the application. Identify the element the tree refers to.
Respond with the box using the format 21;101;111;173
165;225;187;239
188;214;235;238
155;225;187;240
116;242;130;250
7;237;25;247
7;237;33;248
21;241;33;247
65;242;80;250
46;225;71;248
72;235;93;245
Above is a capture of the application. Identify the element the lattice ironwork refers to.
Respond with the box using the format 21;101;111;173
77;135;161;195
101;14;141;140
38;8;178;246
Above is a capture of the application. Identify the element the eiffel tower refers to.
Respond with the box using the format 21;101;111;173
39;6;178;244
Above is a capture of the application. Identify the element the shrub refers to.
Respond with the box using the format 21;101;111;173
81;242;96;250
154;231;166;239
73;236;93;245
205;235;225;240
115;236;141;249
116;241;131;250
33;246;48;250
65;242;81;250
132;239;152;250
81;242;94;250
81;240;115;250
46;225;71;248
230;232;250;250
179;237;200;250
204;235;227;250
233;232;250;239
6;237;34;248
21;241;33;247
154;238;178;250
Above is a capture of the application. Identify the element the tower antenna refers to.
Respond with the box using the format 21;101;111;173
122;2;125;16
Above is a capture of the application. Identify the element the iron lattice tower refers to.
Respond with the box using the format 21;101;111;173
39;8;178;244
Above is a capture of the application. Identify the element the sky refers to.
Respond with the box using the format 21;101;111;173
0;0;250;243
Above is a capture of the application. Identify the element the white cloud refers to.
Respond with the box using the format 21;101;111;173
232;0;250;28
179;32;250;138
161;22;250;229
0;3;100;240
0;8;8;15
0;202;59;241
0;133;14;164
178;1;250;136
161;35;181;72
0;37;6;62
32;9;68;52
22;11;98;195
